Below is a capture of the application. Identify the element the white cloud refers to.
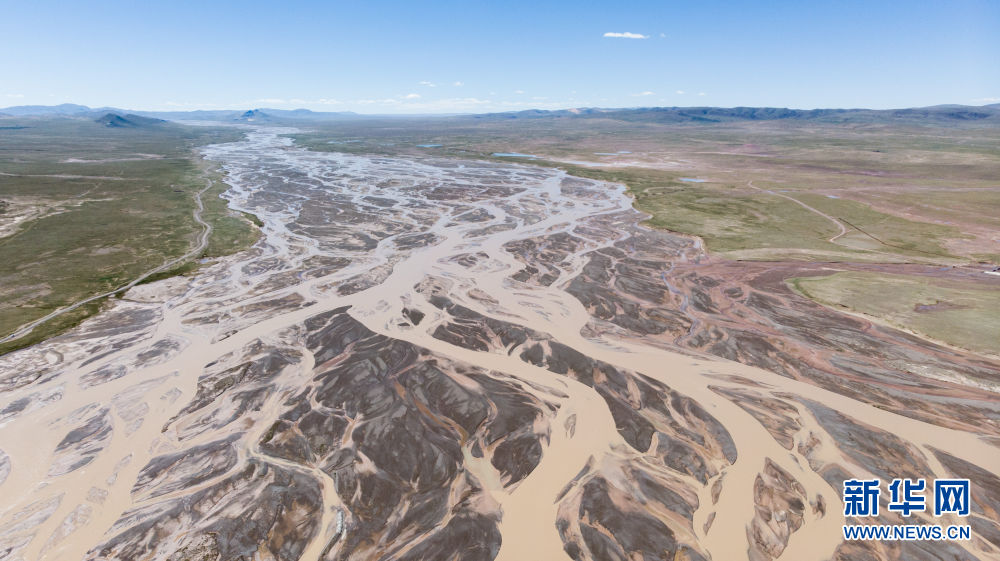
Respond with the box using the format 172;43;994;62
676;90;685;94
495;99;582;109
698;92;706;96
430;97;492;108
973;97;1000;103
354;97;495;112
156;94;602;115
453;81;464;87
5;93;24;98
603;32;648;39
338;96;598;114
514;90;524;94
164;100;241;109
246;97;345;106
659;33;666;38
631;91;655;97
419;81;436;87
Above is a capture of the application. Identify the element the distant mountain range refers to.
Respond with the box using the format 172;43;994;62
94;112;167;128
471;104;1000;125
0;104;361;122
0;103;100;116
2;103;999;126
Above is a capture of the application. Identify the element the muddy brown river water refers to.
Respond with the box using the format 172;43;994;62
1;129;998;561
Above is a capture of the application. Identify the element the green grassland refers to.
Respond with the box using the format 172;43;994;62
290;117;1000;264
290;115;999;356
790;272;1000;357
3;111;998;354
0;117;257;354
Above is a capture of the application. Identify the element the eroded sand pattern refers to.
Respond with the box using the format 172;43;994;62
1;129;998;561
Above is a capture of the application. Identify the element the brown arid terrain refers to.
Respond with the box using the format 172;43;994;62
0;125;997;561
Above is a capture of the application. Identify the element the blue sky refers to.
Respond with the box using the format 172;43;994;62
2;0;998;113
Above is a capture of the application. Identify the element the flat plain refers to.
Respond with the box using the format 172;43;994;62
0;109;998;561
0;117;255;353
290;111;1000;355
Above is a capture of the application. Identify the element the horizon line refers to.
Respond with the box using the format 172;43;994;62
3;100;1000;118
